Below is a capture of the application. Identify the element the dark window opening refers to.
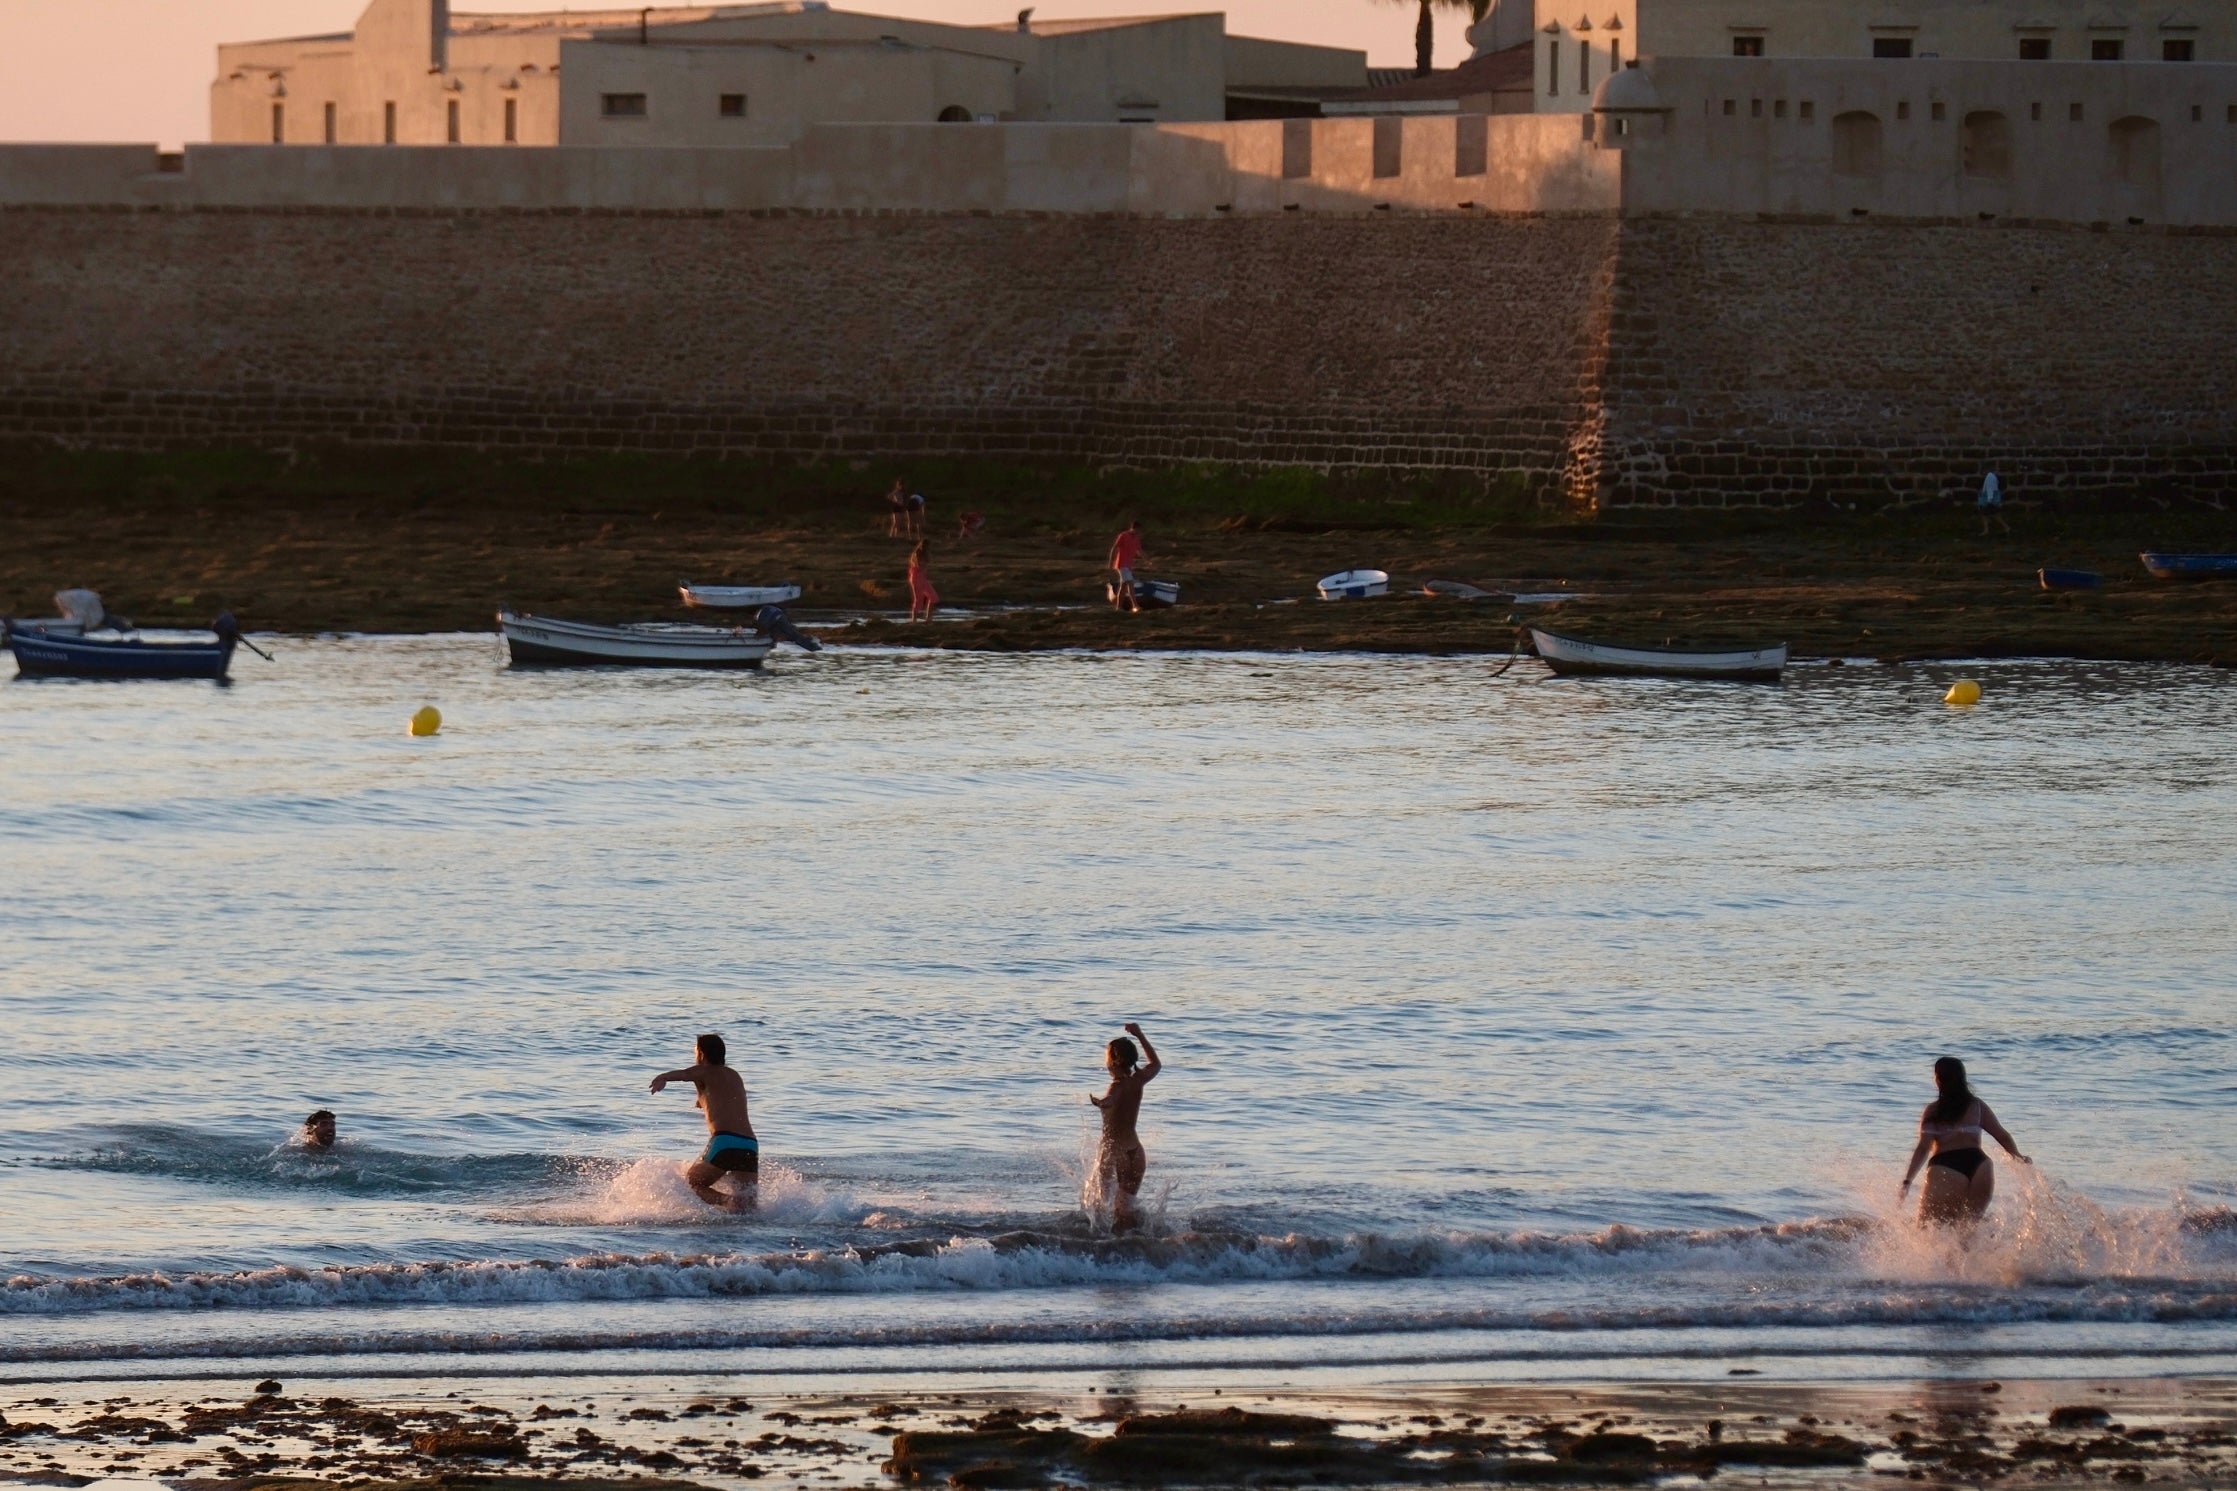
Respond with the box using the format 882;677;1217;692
2164;38;2194;60
1799;99;1814;120
1579;36;1590;91
1931;100;1946;119
1610;38;1621;71
1896;99;1911;119
719;93;747;117
383;100;396;142
1873;37;1914;58
2192;103;2204;120
1721;97;1735;115
1750;96;1762;116
323;100;337;142
504;97;517;142
1455;112;1487;175
601;92;648;117
446;98;460;143
2091;38;2124;59
1732;34;1763;56
2030;100;2043;119
2070;101;2085;120
1547;40;1559;94
1372;115;1402;177
2019;37;2050;59
1775;98;1787;117
936;104;972;121
270;101;284;143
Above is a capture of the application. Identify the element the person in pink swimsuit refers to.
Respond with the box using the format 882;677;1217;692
907;540;939;622
1107;521;1144;612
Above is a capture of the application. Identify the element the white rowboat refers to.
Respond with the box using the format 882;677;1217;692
499;611;775;668
1317;569;1389;600
1530;627;1786;682
679;581;803;610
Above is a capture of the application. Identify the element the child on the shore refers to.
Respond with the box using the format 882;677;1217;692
1089;1022;1161;1229
907;540;939;622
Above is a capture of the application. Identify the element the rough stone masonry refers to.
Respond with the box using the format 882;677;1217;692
2;204;2235;506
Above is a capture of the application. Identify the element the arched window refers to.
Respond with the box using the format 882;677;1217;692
1962;110;2012;178
936;105;973;122
1832;110;1883;178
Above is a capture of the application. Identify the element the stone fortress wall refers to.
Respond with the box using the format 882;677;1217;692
6;63;2237;505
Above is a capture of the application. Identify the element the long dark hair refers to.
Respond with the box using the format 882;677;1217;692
1107;1037;1139;1073
1928;1056;1974;1124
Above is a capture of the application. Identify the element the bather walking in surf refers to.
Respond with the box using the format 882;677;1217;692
1900;1056;2029;1225
1089;1022;1161;1229
650;1033;759;1211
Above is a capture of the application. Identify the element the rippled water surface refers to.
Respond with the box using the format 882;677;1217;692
2;638;2234;1381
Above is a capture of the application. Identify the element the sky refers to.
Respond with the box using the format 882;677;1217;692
0;0;1474;148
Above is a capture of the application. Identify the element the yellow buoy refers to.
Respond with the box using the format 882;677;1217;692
409;705;442;737
1943;680;1981;707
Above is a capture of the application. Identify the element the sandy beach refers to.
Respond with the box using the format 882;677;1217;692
4;1371;2232;1488
3;450;2234;662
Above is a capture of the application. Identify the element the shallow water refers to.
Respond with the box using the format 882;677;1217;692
2;639;2233;1382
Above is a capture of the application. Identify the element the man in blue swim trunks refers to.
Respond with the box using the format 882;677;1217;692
650;1033;758;1211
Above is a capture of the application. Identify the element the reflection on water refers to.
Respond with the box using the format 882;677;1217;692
0;641;2232;1373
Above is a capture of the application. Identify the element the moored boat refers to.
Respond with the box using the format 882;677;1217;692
8;618;240;681
1530;627;1787;682
1109;578;1180;608
2038;567;2102;591
498;611;775;668
679;580;804;610
2139;552;2237;580
1317;569;1389;600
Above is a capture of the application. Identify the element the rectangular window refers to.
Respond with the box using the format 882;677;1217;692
1873;37;1914;58
2070;101;2085;120
1722;97;1736;115
1455;112;1487;176
1799;99;1813;120
1774;98;1787;118
2193;103;2204;120
1930;100;1946;119
1547;40;1559;94
2164;38;2194;60
719;93;747;117
271;101;284;143
1610;39;1621;71
1579;36;1590;91
2031;100;2043;119
446;98;460;143
1732;35;1764;56
1372;115;1401;178
383;100;396;143
504;97;517;142
1896;99;1911;119
2091;38;2124;59
601;92;647;117
323;101;337;142
1750;96;1762;117
2019;37;2050;59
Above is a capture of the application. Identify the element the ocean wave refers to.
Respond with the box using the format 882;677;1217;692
7;1202;2231;1320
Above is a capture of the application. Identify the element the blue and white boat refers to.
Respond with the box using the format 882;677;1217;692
2140;552;2237;580
7;616;241;681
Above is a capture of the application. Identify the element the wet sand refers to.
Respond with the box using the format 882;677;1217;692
4;452;2235;661
3;1373;2232;1489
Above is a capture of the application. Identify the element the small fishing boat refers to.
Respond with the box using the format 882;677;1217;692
8;618;240;680
499;611;775;668
1530;627;1787;682
1110;578;1180;608
1423;580;1500;601
2139;552;2237;581
1317;569;1389;601
678;581;804;610
2038;567;2102;591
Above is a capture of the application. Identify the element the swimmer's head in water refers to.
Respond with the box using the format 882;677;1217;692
1106;1037;1139;1075
302;1110;336;1150
696;1033;727;1067
1930;1056;1973;1122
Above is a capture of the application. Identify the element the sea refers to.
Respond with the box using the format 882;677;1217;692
2;637;2234;1393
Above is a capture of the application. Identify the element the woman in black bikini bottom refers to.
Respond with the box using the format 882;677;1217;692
1900;1056;2030;1225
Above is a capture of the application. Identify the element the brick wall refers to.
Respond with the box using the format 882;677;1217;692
1589;216;2237;506
0;206;1615;493
7;205;2237;506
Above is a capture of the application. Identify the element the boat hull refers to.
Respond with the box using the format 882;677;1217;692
499;612;773;669
2038;567;2102;591
1317;569;1390;601
1531;628;1786;682
678;582;804;610
2140;552;2237;580
8;629;234;680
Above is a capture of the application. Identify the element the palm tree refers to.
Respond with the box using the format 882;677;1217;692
1394;0;1486;76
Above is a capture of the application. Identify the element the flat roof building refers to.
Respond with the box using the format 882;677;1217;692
212;0;1368;146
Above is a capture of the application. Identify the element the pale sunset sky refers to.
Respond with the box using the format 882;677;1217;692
0;0;1473;148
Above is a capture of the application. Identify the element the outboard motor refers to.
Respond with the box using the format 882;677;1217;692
754;604;822;652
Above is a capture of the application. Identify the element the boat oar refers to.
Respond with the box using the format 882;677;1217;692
237;636;275;662
213;611;274;662
1486;620;1528;678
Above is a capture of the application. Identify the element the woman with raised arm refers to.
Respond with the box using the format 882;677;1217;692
1901;1056;2029;1225
1089;1021;1161;1229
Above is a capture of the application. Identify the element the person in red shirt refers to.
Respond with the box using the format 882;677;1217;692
906;539;939;622
1107;520;1145;612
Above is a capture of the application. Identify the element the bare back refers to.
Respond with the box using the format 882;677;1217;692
694;1063;753;1137
1097;1070;1150;1143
